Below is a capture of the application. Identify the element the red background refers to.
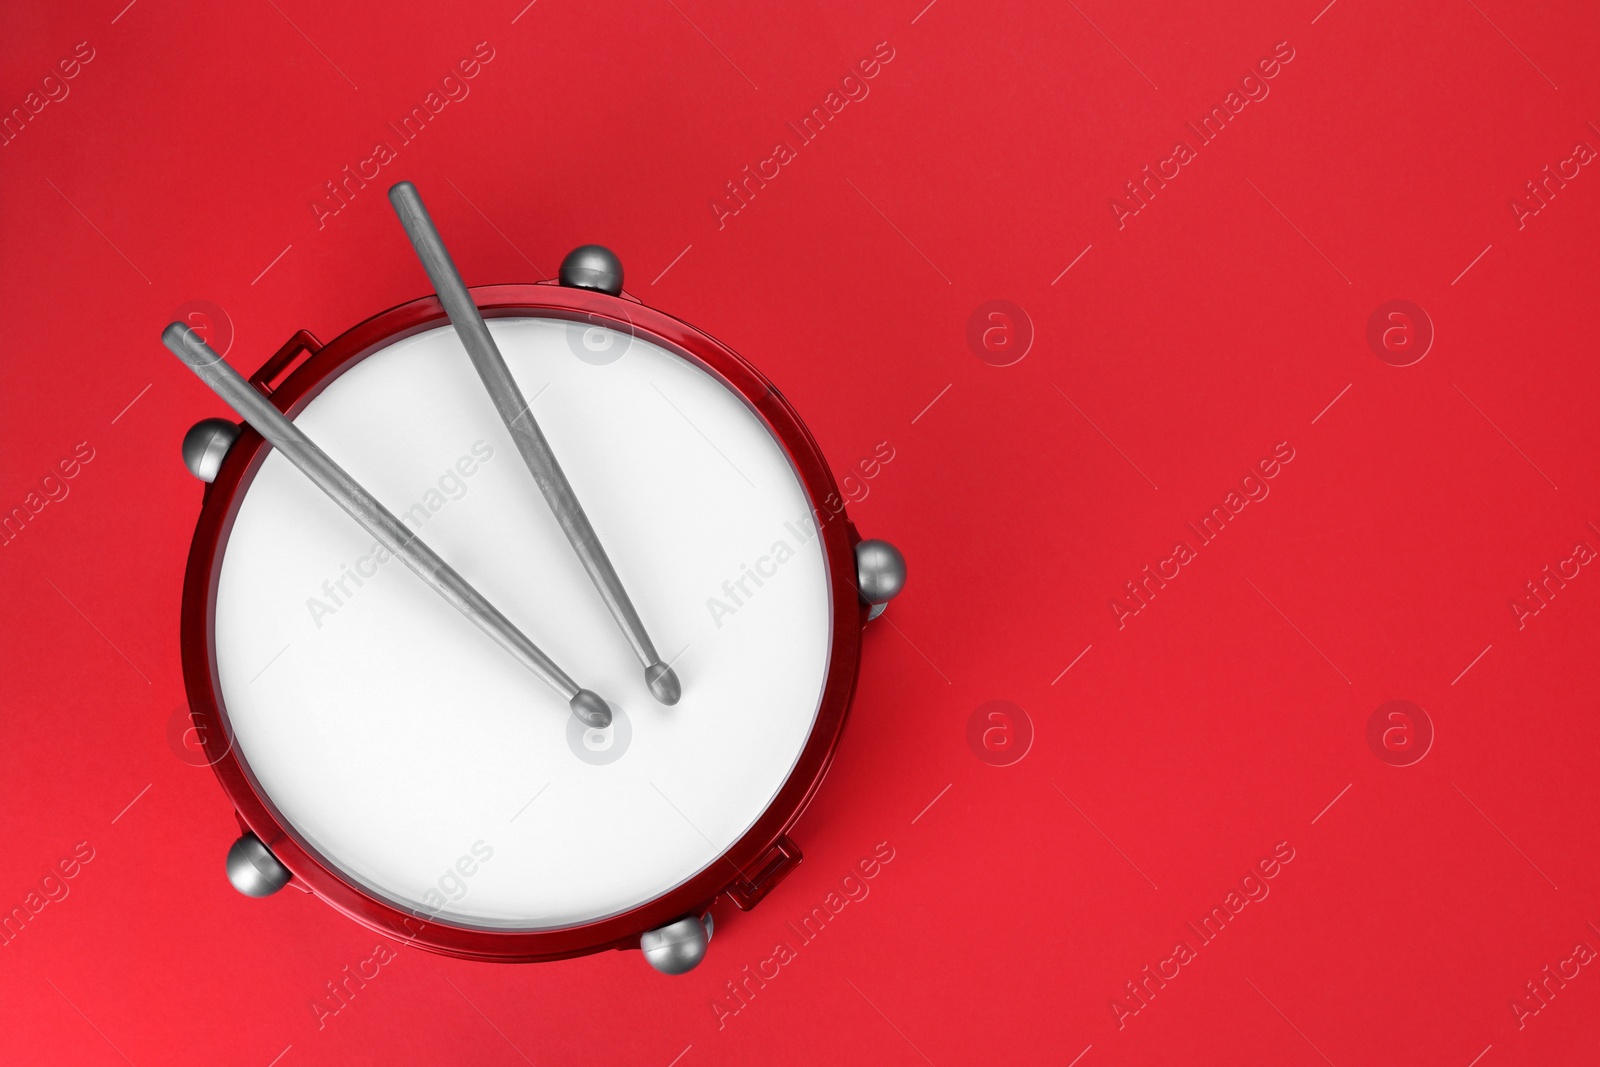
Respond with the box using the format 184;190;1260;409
3;0;1599;1064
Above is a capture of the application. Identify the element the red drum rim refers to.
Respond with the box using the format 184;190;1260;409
180;283;866;961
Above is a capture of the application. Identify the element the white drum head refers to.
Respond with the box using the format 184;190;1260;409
211;317;832;929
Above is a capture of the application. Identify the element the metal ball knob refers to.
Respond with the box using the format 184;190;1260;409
182;418;240;483
855;539;907;619
226;832;292;897
559;245;624;296
641;914;712;975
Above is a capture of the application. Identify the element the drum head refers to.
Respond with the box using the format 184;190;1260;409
184;287;863;956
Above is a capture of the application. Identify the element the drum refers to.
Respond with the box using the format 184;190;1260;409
177;274;904;969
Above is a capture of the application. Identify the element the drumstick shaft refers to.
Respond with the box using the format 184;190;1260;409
387;181;680;706
161;323;612;728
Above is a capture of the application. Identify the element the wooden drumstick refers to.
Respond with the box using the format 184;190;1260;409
162;322;612;728
387;180;681;706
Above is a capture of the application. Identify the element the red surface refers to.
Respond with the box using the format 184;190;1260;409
3;1;1600;1064
182;284;867;961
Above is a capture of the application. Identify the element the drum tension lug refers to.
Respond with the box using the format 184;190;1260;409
558;245;624;297
641;913;713;975
182;419;241;483
855;539;907;620
226;832;292;898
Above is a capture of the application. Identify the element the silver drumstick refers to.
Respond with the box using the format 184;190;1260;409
387;180;681;706
161;322;612;728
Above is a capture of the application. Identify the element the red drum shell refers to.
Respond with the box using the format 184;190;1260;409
181;283;865;961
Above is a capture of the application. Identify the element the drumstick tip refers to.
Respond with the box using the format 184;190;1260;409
569;688;612;728
645;662;681;706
